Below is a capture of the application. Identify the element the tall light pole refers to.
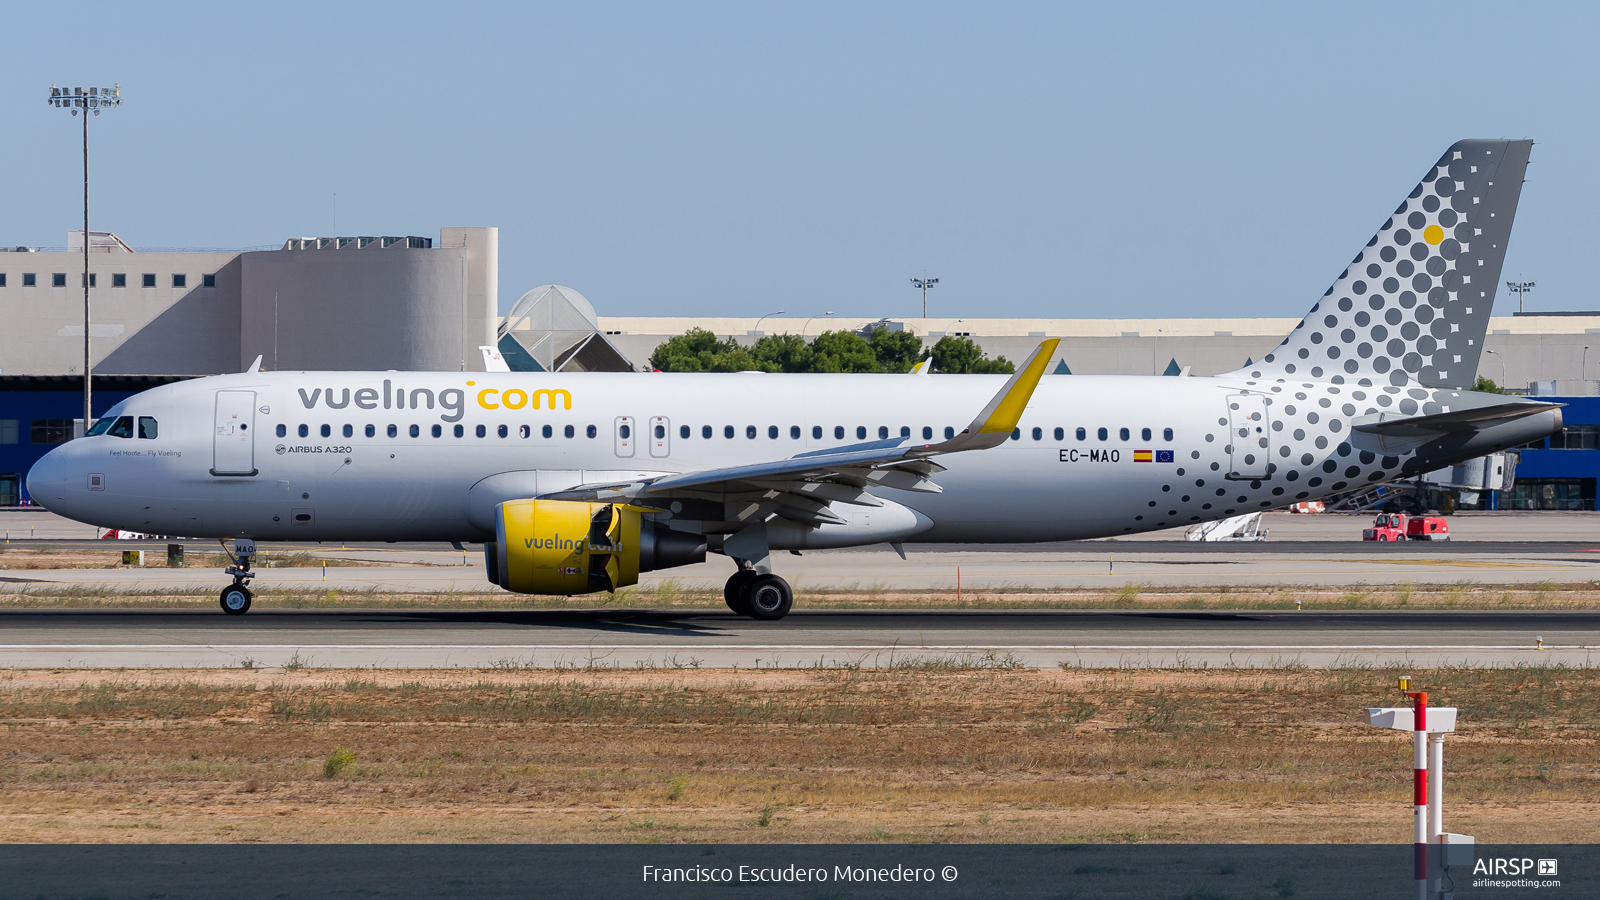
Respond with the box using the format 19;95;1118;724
751;310;786;337
802;310;834;338
49;84;122;431
1485;348;1505;388
1506;280;1535;314
911;277;939;319
1584;346;1591;383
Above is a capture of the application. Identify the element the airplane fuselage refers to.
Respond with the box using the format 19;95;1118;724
27;369;1558;545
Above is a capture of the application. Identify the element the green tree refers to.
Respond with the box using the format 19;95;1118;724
868;328;926;373
1473;375;1507;394
650;327;1013;374
649;328;740;372
749;333;815;373
809;330;882;373
928;335;1014;374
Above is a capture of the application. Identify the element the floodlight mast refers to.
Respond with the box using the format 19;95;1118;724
1506;280;1535;314
48;84;123;430
911;277;939;319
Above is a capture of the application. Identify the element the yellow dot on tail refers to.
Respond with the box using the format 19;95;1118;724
1423;224;1444;245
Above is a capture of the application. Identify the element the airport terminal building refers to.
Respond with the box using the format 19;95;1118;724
5;231;1600;510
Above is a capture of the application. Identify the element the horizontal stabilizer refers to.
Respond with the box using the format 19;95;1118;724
1352;400;1561;438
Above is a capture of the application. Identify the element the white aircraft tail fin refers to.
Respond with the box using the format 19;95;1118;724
480;345;511;372
909;359;933;375
245;355;263;374
1242;140;1532;390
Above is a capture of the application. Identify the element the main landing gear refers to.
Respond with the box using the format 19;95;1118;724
724;568;793;620
219;538;256;615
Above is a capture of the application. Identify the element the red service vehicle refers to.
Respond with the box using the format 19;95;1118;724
1362;513;1450;542
1406;516;1450;541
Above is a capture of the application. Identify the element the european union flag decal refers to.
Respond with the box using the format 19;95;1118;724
1155;450;1175;463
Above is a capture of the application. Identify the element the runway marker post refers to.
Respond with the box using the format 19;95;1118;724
956;567;961;601
1366;677;1472;900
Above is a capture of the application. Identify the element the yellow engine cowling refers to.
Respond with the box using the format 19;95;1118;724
494;499;640;595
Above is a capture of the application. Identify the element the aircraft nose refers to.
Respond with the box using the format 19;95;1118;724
26;444;76;507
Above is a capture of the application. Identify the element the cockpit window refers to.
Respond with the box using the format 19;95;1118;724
138;417;158;439
85;417;114;437
107;416;135;438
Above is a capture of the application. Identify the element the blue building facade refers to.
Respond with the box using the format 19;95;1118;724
0;376;187;505
1502;395;1600;511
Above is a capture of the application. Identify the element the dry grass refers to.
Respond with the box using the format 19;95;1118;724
6;579;1600;610
1;665;1596;844
0;545;372;571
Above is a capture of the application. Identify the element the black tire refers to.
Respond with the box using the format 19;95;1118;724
742;573;793;621
220;585;253;615
724;570;757;615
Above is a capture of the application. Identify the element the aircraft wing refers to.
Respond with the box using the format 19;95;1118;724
543;339;1059;524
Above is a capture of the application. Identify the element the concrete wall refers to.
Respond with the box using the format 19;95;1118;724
238;228;498;373
0;250;239;375
440;227;498;354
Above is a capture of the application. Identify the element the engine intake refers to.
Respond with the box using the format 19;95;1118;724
488;499;705;595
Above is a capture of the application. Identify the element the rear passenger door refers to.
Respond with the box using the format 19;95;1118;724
1226;394;1269;480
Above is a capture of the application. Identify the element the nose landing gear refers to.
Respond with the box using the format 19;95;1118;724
219;538;256;615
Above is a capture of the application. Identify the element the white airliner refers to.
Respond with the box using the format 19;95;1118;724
28;140;1560;619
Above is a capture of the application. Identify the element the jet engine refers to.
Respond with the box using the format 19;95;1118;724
487;499;705;595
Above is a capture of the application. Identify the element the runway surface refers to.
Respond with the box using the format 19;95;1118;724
9;541;1600;593
4;608;1596;669
10;510;1600;592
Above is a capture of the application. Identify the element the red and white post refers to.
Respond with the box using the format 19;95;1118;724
1367;681;1468;900
1406;690;1428;900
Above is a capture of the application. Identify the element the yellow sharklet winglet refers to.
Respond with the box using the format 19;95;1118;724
911;339;1060;456
974;338;1059;433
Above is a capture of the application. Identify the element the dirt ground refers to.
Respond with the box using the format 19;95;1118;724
8;575;1600;613
1;666;1595;844
0;545;369;570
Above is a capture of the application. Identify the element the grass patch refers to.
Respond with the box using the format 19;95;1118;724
1;665;1597;843
322;747;355;778
10;580;1600;611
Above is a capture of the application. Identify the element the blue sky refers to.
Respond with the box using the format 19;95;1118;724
1;2;1593;320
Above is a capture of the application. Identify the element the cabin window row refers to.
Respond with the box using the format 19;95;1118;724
278;423;601;439
275;423;1178;443
668;425;1178;442
1017;426;1176;442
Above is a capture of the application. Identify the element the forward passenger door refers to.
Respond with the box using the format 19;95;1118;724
212;390;257;476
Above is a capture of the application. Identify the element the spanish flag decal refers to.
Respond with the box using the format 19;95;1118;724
1134;450;1153;463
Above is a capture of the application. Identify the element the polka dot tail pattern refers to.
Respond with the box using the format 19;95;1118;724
1245;140;1532;391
